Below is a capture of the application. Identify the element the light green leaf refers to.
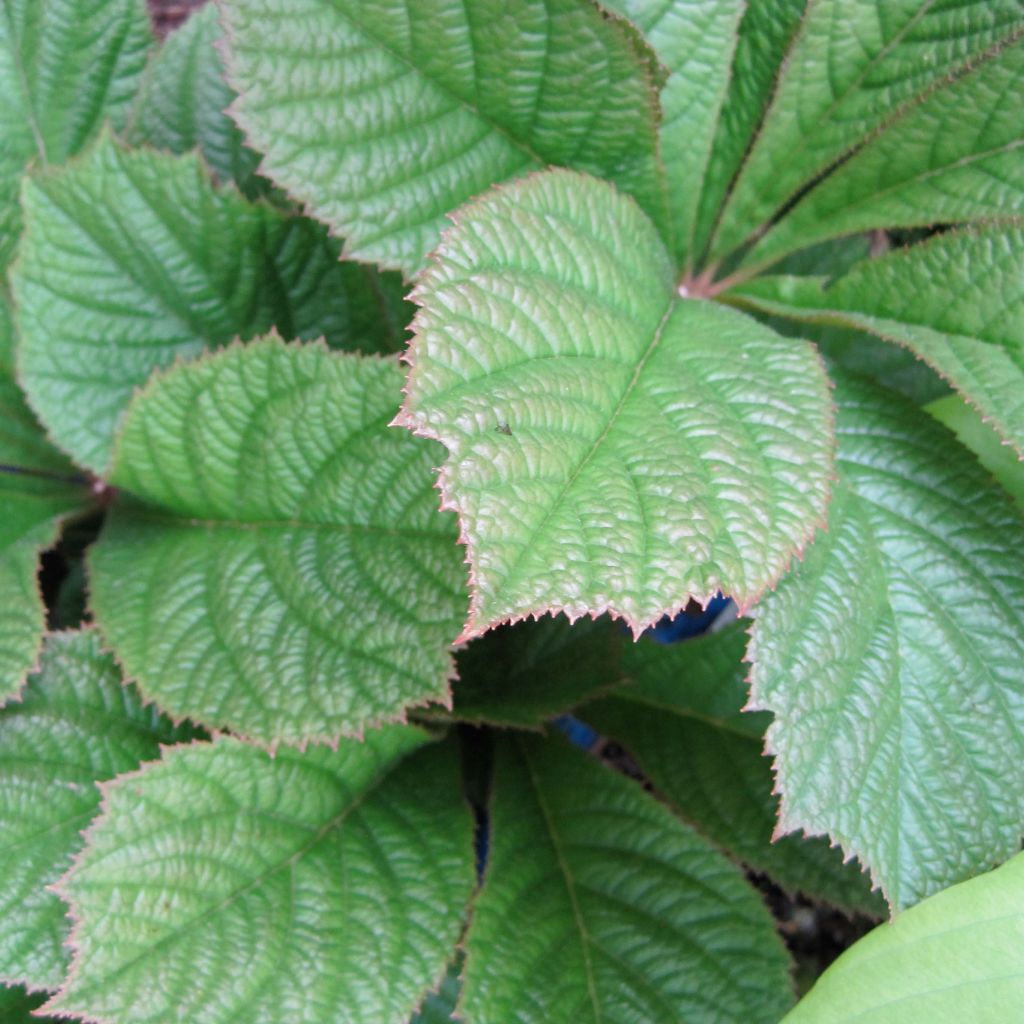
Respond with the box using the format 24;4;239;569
130;4;266;197
13;136;414;473
461;733;795;1023
44;729;476;1024
927;394;1024;509
447;616;626;728
89;339;467;746
0;630;193;989
0;0;150;270
601;0;744;269
748;36;1024;270
709;0;1023;263
219;0;669;275
784;852;1024;1023
729;225;1024;456
582;624;885;916
750;373;1024;909
398;170;832;639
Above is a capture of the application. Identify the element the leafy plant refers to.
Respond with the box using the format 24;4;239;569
1;0;1023;1021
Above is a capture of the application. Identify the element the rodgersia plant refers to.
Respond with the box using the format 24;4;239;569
1;0;1023;1020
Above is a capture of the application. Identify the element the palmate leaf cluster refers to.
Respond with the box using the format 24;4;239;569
1;0;1023;1021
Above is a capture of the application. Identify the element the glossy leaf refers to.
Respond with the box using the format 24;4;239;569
601;0;744;269
582;624;884;916
13;136;413;473
730;226;1024;456
709;0;1023;262
462;733;795;1023
748;36;1024;270
399;170;833;639
0;0;150;269
750;373;1024;909
89;339;467;746
0;630;192;989
784;852;1024;1023
219;0;668;275
44;730;476;1024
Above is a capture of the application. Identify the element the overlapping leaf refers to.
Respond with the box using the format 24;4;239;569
44;730;475;1024
89;340;467;746
0;984;60;1022
399;170;832;638
582;625;883;915
219;0;669;275
13;136;413;473
731;226;1024;455
750;373;1024;909
708;0;1023;262
0;0;150;269
785;853;1024;1023
0;630;192;989
461;733;794;1023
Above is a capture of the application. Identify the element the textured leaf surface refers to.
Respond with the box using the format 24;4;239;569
46;730;475;1024
750;373;1024;909
601;0;743;268
582;625;884;915
0;0;150;269
13;137;413;473
709;0;1024;262
731;226;1024;455
219;0;668;275
411;963;460;1024
130;3;266;196
462;733;794;1023
0;630;191;989
748;36;1024;269
0;984;60;1023
447;616;626;727
399;170;833;638
784;853;1024;1023
89;340;467;746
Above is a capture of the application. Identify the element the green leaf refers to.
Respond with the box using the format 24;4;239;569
411;961;460;1024
708;0;1024;263
729;225;1024;456
12;135;414;473
747;36;1024;270
44;729;476;1024
0;0;150;269
750;372;1024;909
600;0;744;269
447;616;626;728
0;630;193;989
219;0;669;275
89;339;467;746
927;394;1024;510
783;852;1024;1023
0;984;60;1023
398;170;833;639
582;624;885;916
461;732;795;1023
130;4;266;197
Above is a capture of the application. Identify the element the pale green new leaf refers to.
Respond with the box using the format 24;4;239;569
219;0;669;275
0;630;193;989
0;0;150;269
44;730;476;1024
730;225;1024;455
89;340;467;746
13;136;413;473
130;3;266;197
461;733;794;1023
784;852;1024;1023
399;170;832;638
709;0;1023;262
601;0;744;269
748;36;1024;270
582;625;884;916
750;373;1024;909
